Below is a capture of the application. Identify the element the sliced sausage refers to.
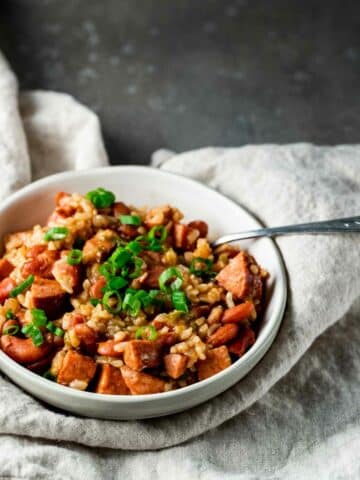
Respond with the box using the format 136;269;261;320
0;278;16;304
82;229;118;264
1;335;52;365
97;339;124;357
198;346;231;381
144;205;172;228
21;247;59;279
123;340;162;371
228;325;256;357
221;301;256;324
164;353;187;379
112;201;130;217
31;278;68;319
52;258;82;294
118;224;139;240
207;323;239;347
216;251;263;300
57;350;96;388
121;365;165;394
74;323;97;355
95;364;130;395
140;265;165;289
0;259;14;280
90;275;107;299
187;220;208;238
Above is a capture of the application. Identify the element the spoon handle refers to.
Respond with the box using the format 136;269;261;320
212;216;360;246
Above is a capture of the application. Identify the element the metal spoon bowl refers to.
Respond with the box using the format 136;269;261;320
212;216;360;247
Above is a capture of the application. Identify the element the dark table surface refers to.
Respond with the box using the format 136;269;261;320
1;0;359;164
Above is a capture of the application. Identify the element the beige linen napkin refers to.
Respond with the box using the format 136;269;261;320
1;52;360;479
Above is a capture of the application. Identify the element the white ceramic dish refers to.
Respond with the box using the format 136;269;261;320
0;166;287;419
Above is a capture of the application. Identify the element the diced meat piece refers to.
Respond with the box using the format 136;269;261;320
164;353;187;379
139;250;162;265
198;346;231;381
156;332;178;347
95;364;130;395
1;335;52;365
31;278;68;319
173;223;199;249
0;259;14;280
118;224;138;239
22;247;59;279
121;365;165;394
123;340;162;371
140;265;165;289
82;230;118;264
74;323;97;355
228;325;256;357
55;191;71;207
145;205;172;228
97;339;125;357
221;301;256;324
216;252;263;300
26;355;53;373
113;201;130;217
89;275;107;299
188;220;208;238
47;193;75;225
207;323;239;347
57;350;96;388
0;278;16;304
52;258;82;294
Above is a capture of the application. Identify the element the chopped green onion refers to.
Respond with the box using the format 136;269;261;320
147;239;163;252
171;290;189;313
102;290;122;314
10;275;34;298
43;370;56;381
22;323;44;347
126;240;143;255
125;257;144;279
123;290;142;316
5;309;14;320
67;249;83;265
44;226;69;241
89;298;101;306
54;327;64;337
31;308;47;327
119;215;141;226
109;248;132;269
148;226;168;243
189;257;215;278
158;267;183;292
46;321;64;337
105;276;128;291
21;323;34;336
99;262;116;280
135;325;158;341
86;187;115;208
3;325;19;336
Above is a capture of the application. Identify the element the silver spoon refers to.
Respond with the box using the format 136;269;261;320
212;216;360;247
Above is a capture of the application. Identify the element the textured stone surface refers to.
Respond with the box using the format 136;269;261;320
0;0;359;164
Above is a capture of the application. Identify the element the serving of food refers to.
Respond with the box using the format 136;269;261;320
0;187;268;396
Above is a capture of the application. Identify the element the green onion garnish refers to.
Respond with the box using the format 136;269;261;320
158;267;183;292
67;249;83;265
126;240;143;255
147;226;168;243
44;226;69;241
10;275;34;298
123;289;142;316
85;187;115;208
126;257;144;279
99;262;117;280
46;321;64;337
21;323;44;347
171;290;189;312
102;290;122;314
3;325;19;336
135;325;158;341
90;298;101;306
5;309;14;320
119;215;141;226
31;308;47;327
105;276;128;291
189;257;215;279
109;248;133;269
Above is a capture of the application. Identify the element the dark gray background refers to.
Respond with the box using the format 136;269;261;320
1;0;359;164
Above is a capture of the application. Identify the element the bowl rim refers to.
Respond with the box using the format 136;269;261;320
0;165;287;404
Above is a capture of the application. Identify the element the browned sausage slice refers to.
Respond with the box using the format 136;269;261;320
0;259;14;280
0;278;16;304
216;252;263;300
95;364;130;395
187;220;208;238
121;365;165;394
123;340;162;371
164;353;187;379
221;301;256;324
90;275;107;299
82;229;118;264
57;350;96;388
74;323;98;355
0;335;52;365
97;339;126;357
140;265;165;289
31;278;67;319
198;346;231;381
207;323;239;347
52;258;82;294
228;325;256;357
21;247;59;279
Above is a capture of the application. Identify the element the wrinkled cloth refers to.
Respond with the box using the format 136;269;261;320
1;52;360;479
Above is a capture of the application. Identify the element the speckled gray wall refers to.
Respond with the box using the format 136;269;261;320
1;0;359;164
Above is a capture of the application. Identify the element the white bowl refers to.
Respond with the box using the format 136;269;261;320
0;166;287;419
